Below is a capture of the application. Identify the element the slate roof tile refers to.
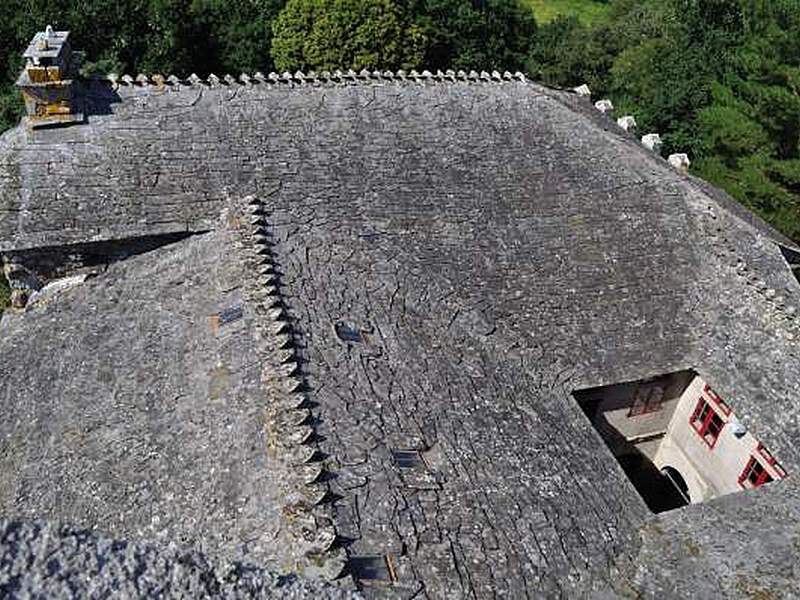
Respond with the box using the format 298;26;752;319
1;75;799;598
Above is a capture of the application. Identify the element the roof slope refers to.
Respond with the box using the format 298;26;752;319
0;225;288;563
0;73;789;254
1;74;800;597
0;211;348;580
632;480;800;598
0;518;360;599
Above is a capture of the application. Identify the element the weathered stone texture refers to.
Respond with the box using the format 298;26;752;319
632;478;800;598
1;77;800;598
0;226;291;567
0;79;685;253
685;186;800;466
0;518;361;599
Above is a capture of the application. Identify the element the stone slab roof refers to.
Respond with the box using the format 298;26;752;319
632;479;800;598
1;73;800;597
0;224;280;562
0;518;360;599
0;72;791;254
0;212;348;581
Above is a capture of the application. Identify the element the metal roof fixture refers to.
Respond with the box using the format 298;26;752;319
391;449;426;469
349;554;398;584
334;320;366;343
215;305;244;327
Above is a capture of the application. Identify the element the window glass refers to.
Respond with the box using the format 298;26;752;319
691;398;725;448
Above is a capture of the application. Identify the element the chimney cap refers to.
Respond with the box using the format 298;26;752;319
23;28;70;61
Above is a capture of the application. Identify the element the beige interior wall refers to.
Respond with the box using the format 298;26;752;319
653;375;784;502
631;437;662;462
583;372;692;443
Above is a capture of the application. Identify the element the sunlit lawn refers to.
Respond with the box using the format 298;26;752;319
524;0;611;25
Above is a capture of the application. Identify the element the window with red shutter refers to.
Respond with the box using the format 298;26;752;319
703;384;731;416
738;456;774;489
690;398;725;448
628;385;665;417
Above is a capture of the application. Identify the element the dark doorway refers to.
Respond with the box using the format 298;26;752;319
615;451;689;513
661;466;690;501
573;370;695;514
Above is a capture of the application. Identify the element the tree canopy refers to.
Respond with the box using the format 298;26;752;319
271;0;425;72
403;0;537;71
528;0;800;241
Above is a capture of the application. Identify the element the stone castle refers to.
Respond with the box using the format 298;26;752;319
1;27;800;599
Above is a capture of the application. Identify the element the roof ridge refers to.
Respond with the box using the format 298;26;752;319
98;68;528;90
699;205;800;344
233;196;347;580
98;69;665;157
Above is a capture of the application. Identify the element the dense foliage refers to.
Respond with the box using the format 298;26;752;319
528;0;800;241
0;0;798;256
403;0;537;71
0;0;536;131
271;0;426;71
524;0;609;25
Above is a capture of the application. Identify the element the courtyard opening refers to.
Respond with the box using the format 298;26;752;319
573;369;786;513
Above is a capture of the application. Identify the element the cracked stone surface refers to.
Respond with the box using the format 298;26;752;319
0;518;361;599
632;478;800;598
1;77;800;598
0;222;308;572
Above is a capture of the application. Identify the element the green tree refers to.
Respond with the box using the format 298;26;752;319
407;0;537;72
526;15;618;93
188;0;282;76
271;0;426;72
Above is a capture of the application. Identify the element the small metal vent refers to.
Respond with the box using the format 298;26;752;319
216;306;244;327
210;305;244;332
392;449;424;469
217;305;244;325
334;321;363;343
349;555;397;584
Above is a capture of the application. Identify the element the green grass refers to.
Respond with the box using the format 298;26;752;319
524;0;611;25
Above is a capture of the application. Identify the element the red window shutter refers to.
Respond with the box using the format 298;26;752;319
690;398;724;449
739;456;774;489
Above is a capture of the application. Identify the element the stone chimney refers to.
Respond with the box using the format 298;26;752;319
16;26;83;128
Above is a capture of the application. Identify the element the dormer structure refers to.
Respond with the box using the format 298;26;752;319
16;26;82;128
